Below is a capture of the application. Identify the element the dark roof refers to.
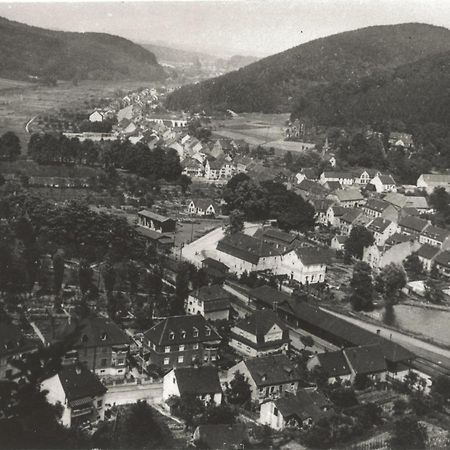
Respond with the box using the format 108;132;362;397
435;250;450;268
301;168;319;179
174;366;222;395
365;198;391;212
295;247;331;265
217;232;281;265
297;179;327;196
249;285;292;308
322;171;354;179
325;181;343;191
331;206;347;217
332;189;364;202
202;258;229;272
190;198;217;210
244;354;302;387
235;310;287;337
191;285;231;312
316;351;351;378
144;315;221;346
59;363;106;402
385;233;412;246
312;199;334;213
377;174;396;185
195;424;248;449
421;224;450;242
340;208;363;224
417;244;440;260
0;322;33;358
256;227;298;245
343;345;387;374
398;215;429;233
368;217;393;234
55;316;130;348
136;226;174;243
137;209;173;223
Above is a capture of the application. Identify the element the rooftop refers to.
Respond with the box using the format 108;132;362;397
234;310;287;338
316;351;351;378
343;344;388;374
59;363;106;402
138;209;174;223
398;215;429;233
174;366;222;395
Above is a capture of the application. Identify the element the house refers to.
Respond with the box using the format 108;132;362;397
327;189;365;208
260;388;333;430
186;285;231;321
354;169;380;185
389;132;413;149
342;345;388;382
0;322;36;380
192;424;249;450
230;310;289;357
136;227;174;252
326;205;347;228
434;250;450;278
363;239;420;270
89;110;104;122
417;244;440;272
370;174;397;193
143;315;221;370
253;227;301;253
182;158;204;178
417;174;450;194
227;354;303;402
397;215;429;237
384;193;429;213
163;366;222;404
54;316;130;378
323;180;342;191
367;217;397;246
201;258;229;281
204;158;235;180
307;351;352;384
295;168;319;184
137;210;176;233
284;247;329;284
339;208;365;236
331;235;347;251
362;199;398;221
295;180;328;200
187;199;217;216
419;224;450;249
312;199;334;226
41;363;107;428
320;171;354;186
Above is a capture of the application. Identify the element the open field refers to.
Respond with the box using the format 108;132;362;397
0;79;154;147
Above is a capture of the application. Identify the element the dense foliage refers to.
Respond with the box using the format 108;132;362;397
166;23;450;113
222;174;315;231
0;16;166;81
0;132;21;161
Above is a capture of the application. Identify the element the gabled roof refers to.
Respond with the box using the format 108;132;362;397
234;310;287;338
421;224;450;242
0;322;34;358
217;232;281;265
331;206;347;217
398;215;429;233
295;247;330;265
253;227;298;246
144;315;221;346
325;181;343;191
312;199;334;213
316;351;351;378
136;226;174;243
55;316;130;348
322;171;354;179
138;209;174;223
417;244;440;260
174;366;222;395
297;180;327;196
190;285;231;312
243;354;303;387
250;285;292;308
343;344;387;374
435;250;450;268
59;363;106;402
190;198;217;210
332;189;364;202
384;193;429;210
202;258;229;272
340;208;364;224
419;174;450;185
377;174;396;185
364;198;391;212
195;424;248;449
300;168;319;179
368;217;393;234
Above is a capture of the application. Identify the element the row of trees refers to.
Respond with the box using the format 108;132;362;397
222;173;316;232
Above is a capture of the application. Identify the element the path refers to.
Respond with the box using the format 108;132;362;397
104;382;163;406
322;307;450;374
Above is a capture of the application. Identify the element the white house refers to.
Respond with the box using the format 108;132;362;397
89;110;104;123
363;240;420;270
320;171;354;186
40;363;106;428
185;285;231;321
187;199;217;216
163;366;222;404
307;352;352;384
419;224;450;249
417;174;450;194
367;217;397;246
370;174;397;193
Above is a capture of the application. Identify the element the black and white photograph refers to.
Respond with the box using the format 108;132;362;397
1;0;450;448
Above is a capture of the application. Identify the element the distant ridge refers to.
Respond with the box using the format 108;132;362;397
166;23;450;116
0;16;166;81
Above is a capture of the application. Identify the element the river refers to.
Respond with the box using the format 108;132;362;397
367;304;450;346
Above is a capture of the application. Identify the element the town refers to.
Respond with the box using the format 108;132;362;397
1;5;450;450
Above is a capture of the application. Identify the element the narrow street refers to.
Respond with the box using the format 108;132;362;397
104;382;163;406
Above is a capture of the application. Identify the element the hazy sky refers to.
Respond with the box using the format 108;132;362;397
0;0;450;57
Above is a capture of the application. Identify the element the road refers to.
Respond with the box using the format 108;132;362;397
104;382;163;406
322;307;450;376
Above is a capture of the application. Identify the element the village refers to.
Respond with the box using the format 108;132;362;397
1;75;450;450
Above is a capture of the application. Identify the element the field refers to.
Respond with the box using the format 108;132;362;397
0;79;154;147
211;112;289;146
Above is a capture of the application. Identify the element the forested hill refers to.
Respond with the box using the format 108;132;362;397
291;50;450;127
0;16;167;81
165;23;450;113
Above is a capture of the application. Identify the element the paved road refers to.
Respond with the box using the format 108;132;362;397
104;382;163;406
322;307;450;374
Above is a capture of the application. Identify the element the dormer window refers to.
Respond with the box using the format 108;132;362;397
181;331;186;339
169;332;175;340
100;332;107;341
193;327;199;338
205;327;211;336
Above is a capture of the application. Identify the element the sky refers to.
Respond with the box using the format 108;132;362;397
0;0;450;57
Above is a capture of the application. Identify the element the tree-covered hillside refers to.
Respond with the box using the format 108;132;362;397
166;23;450;113
0;16;167;81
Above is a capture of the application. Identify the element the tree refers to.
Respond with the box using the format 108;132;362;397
226;209;245;235
431;375;450;403
390;416;427;449
127;261;140;296
52;252;65;293
349;261;374;311
403;252;423;278
424;277;444;304
284;151;293;166
102;261;116;299
345;226;374;260
225;371;251;406
376;263;406;304
277;194;316;232
300;334;314;349
0;131;21;161
171;264;190;315
178;174;192;194
392;398;408;415
78;259;93;295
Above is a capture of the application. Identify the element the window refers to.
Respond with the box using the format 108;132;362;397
193;328;199;338
165;346;170;353
211;355;216;361
179;345;185;351
181;331;186;339
169;332;175;340
164;357;170;365
193;343;199;350
97;400;103;408
274;407;279;417
205;327;211;336
100;332;107;341
204;355;208;362
178;355;184;363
